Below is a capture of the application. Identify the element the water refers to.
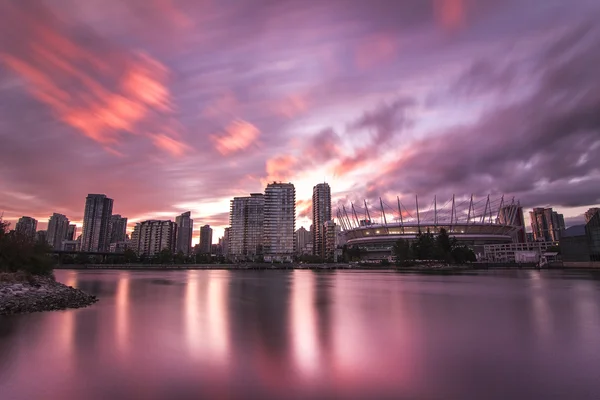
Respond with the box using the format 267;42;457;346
1;269;600;399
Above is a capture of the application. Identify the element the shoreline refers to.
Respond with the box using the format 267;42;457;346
0;273;98;316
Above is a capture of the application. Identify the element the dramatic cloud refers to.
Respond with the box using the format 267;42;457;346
1;0;599;239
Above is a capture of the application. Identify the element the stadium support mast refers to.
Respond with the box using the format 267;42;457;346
451;194;456;230
364;200;371;223
351;203;360;227
467;194;473;224
416;195;420;232
397;197;404;233
379;198;388;226
434;195;437;227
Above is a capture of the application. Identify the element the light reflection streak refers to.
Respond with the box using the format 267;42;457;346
185;270;202;358
115;272;130;358
290;270;319;378
206;270;230;364
529;271;552;342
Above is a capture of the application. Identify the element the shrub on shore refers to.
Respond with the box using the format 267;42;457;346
0;220;56;276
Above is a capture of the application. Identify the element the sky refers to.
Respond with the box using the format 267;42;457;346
1;0;599;244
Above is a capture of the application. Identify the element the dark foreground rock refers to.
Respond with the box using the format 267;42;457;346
0;274;98;316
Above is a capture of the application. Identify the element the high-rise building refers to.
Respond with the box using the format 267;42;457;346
175;211;193;255
312;183;331;259
15;216;37;240
199;225;213;254
36;230;47;244
222;227;230;257
47;213;70;250
66;224;77;241
108;215;128;244
323;220;337;262
81;194;114;252
264;182;296;262
130;220;177;256
229;194;264;261
499;204;526;243
295;226;312;255
530;207;565;242
585;208;600;224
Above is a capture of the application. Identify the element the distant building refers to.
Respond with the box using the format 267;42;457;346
109;241;129;253
561;212;600;265
199;225;213;254
483;241;558;263
499;204;526;243
323;220;337;262
130;220;177;257
222;227;230;257
211;243;222;255
585;208;600;224
62;240;80;252
47;213;70;250
526;232;534;243
36;230;47;244
175;211;193;255
109;215;127;244
530;208;565;242
312;183;331;259
264;182;295;262
66;224;77;241
81;194;113;252
295;226;312;255
229;194;264;261
15;216;37;240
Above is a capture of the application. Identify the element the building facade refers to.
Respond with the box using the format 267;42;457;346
47;213;70;250
130;220;177;257
530;207;565;242
81;194;114;252
229;194;264;261
15;216;37;240
312;183;331;259
222;227;230;257
199;224;213;254
295;226;312;255
175;211;193;255
323;220;337;262
66;224;77;241
585;208;600;224
109;215;128;244
264;182;296;262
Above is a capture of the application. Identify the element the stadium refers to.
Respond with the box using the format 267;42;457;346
338;195;524;261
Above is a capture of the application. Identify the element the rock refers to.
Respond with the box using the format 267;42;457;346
0;274;98;316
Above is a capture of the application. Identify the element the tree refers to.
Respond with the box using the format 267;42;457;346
74;253;90;265
158;248;173;264
411;229;435;260
123;249;138;264
174;251;186;264
0;220;55;275
392;238;412;264
451;246;476;264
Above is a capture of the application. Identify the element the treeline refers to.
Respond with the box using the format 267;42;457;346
393;228;476;265
0;220;55;275
59;248;228;265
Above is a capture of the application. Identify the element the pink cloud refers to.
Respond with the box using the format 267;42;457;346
211;119;260;155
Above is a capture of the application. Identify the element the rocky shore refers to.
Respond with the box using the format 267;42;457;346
0;274;98;316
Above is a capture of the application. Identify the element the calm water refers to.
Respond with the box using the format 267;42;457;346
2;269;600;399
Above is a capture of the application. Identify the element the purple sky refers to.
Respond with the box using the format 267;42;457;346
1;0;599;242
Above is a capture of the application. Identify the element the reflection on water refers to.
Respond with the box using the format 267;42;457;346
1;270;600;399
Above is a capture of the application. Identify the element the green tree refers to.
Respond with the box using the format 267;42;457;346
74;253;90;265
392;238;412;264
0;220;55;275
451;245;476;264
174;251;186;264
123;249;138;264
158;248;173;264
411;229;435;260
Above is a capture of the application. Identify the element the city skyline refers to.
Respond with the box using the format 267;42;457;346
1;1;600;242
